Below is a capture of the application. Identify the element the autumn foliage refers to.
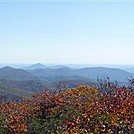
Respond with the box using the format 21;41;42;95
0;80;134;133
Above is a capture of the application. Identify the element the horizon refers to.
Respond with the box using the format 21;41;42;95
1;1;134;64
1;63;134;70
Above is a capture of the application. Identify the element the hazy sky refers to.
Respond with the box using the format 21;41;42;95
0;1;134;64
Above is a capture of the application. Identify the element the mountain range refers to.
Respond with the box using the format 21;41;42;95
0;64;133;82
0;63;133;101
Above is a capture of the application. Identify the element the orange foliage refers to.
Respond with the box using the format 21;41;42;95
0;83;134;133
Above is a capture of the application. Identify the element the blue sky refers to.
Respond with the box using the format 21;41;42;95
0;1;134;64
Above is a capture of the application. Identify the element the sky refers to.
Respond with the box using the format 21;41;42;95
0;1;134;65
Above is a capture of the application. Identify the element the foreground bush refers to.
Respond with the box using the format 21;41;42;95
0;82;134;133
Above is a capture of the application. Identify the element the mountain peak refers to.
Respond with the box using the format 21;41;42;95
1;66;14;70
34;63;44;66
25;63;45;70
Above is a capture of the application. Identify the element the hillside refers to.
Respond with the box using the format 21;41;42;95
75;67;134;82
125;68;134;73
0;79;48;92
0;82;33;102
0;66;37;81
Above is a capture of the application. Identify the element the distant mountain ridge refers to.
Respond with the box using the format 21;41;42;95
0;64;134;82
74;67;133;82
125;68;134;73
25;64;134;82
24;63;46;70
0;66;37;80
